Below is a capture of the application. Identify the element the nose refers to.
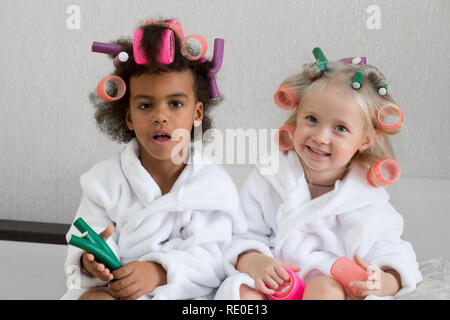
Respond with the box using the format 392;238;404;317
312;127;330;145
152;106;168;124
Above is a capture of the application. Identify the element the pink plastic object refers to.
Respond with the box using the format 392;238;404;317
274;85;298;110
133;28;175;65
97;75;126;101
181;34;208;61
367;159;401;187
145;19;184;40
158;29;175;64
133;28;148;65
268;267;306;300
330;256;368;296
274;124;295;152
377;105;404;132
339;56;367;65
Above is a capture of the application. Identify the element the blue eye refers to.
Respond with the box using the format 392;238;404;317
138;103;152;110
306;115;317;123
335;125;348;133
170;101;183;109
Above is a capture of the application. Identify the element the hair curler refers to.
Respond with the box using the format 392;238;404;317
376;104;403;132
207;38;225;99
92;42;123;56
133;27;175;65
113;51;129;67
158;28;175;64
352;70;364;90
274;123;295;152
330;256;368;296
133;28;148;65
377;83;388;96
313;47;328;72
367;158;401;187
339;56;367;65
267;267;306;300
181;34;208;61
274;85;298;110
97;75;126;101
68;218;122;271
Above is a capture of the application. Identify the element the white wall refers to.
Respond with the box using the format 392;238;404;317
1;1;449;256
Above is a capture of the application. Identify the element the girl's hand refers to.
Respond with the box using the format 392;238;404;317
347;254;401;299
236;251;300;295
108;261;167;300
80;225;115;281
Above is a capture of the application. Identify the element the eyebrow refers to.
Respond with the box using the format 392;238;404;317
133;92;189;102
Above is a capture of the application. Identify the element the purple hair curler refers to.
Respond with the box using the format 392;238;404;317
339;56;367;65
208;38;224;99
92;41;123;56
113;52;129;67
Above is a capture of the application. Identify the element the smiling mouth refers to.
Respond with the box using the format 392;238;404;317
307;145;330;157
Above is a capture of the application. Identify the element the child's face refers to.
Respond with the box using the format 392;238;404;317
294;87;372;178
126;70;203;162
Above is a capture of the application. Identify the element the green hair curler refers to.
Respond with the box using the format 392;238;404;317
352;70;364;90
377;83;388;96
68;217;122;271
312;47;328;72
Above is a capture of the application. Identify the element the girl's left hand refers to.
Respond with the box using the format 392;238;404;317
347;254;401;300
108;261;167;300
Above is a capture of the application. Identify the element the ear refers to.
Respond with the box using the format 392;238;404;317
125;108;134;131
358;133;374;153
194;101;203;127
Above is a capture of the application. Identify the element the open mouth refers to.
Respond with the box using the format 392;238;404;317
306;145;330;157
152;131;172;146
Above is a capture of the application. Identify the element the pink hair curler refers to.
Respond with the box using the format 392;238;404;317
274;124;295;152
166;19;184;40
133;27;175;65
274;85;298;110
366;159;401;187
376;105;404;132
330;256;368;296
181;34;208;61
133;28;148;65
146;19;184;40
339;56;367;65
97;75;126;101
158;29;175;64
267;267;306;300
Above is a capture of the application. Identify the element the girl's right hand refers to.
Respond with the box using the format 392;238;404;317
236;251;301;295
80;225;115;282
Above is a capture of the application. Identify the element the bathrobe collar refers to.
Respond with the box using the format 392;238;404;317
120;138;204;208
257;150;390;227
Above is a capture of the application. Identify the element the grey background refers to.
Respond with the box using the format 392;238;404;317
1;0;449;226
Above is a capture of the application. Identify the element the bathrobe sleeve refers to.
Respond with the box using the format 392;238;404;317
340;201;422;298
223;169;276;276
63;160;122;293
138;210;234;300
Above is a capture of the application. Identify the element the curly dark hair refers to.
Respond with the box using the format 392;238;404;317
90;20;223;143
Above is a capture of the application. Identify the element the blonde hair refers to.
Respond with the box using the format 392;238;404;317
280;61;402;168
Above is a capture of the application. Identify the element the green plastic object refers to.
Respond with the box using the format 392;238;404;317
377;83;388;96
312;47;328;72
68;217;122;271
352;70;364;90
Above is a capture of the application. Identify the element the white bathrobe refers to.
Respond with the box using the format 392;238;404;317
215;150;422;300
62;138;246;300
